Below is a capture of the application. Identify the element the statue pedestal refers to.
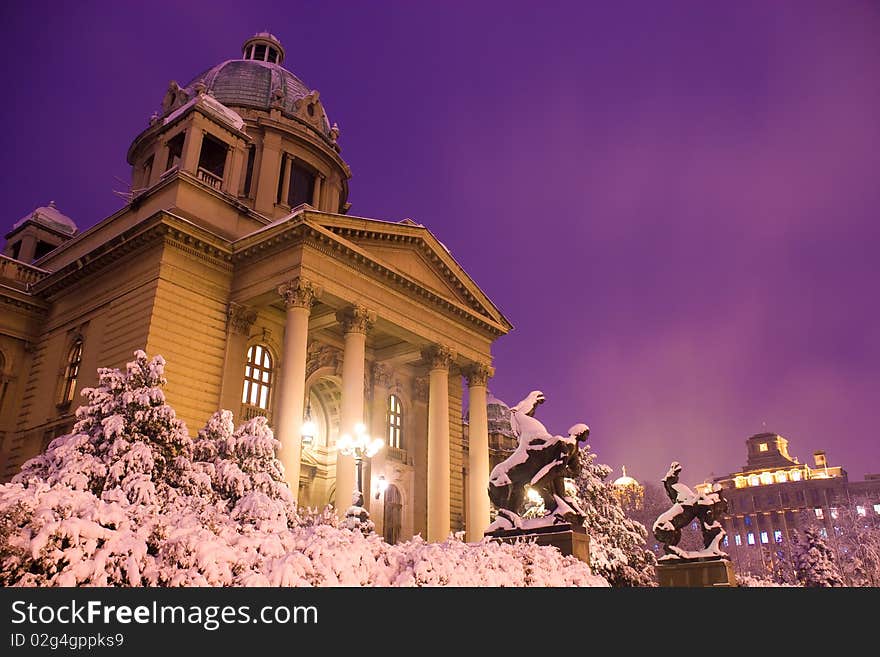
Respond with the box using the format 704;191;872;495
485;524;590;564
655;558;737;587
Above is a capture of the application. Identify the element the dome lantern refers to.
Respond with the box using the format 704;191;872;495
242;32;285;65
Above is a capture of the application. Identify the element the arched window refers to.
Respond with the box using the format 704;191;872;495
242;344;273;410
387;394;403;449
60;339;83;406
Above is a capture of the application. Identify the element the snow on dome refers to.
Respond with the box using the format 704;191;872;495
12;201;77;236
612;465;639;487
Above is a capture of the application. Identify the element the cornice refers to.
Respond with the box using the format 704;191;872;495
31;213;233;298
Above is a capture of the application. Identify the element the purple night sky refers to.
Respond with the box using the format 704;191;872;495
2;1;878;487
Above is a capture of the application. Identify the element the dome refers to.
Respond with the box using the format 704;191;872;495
613;466;639;488
12;201;77;236
179;34;332;137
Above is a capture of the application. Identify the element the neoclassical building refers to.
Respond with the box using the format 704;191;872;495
0;33;511;544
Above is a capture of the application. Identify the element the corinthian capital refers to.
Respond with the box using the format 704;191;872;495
336;305;376;334
277;277;322;309
422;344;455;371
465;361;494;387
227;302;257;336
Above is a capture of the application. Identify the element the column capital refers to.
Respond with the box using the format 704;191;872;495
422;344;455;371
278;277;322;309
336;305;376;334
464;361;494;387
227;302;257;336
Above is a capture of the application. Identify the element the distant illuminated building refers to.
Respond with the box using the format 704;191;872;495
612;465;644;511
713;432;880;577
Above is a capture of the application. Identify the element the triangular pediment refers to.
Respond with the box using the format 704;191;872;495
306;213;511;330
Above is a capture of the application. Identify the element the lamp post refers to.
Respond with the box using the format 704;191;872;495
336;422;383;507
301;401;316;448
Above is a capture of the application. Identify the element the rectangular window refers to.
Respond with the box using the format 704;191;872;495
774;530;783;543
166;131;185;171
243;146;256;196
820;527;828;538
874;504;880;515
760;531;769;544
758;442;768;452
814;508;824;519
744;516;752;526
734;534;742;546
830;508;839;520
722;536;728;547
288;161;316;208
856;505;866;517
747;532;755;545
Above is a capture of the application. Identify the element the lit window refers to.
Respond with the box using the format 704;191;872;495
820;528;828;538
748;475;761;487
874;504;880;515
734;534;742;546
857;506;867;517
790;469;802;481
760;531;769;544
774;530;783;543
242;344;273;410
747;532;755;545
758;442;768;452
735;476;747;489
60;338;84;406
744;516;752;526
722;536;728;547
774;470;787;484
830;508;839;520
760;471;774;485
387;394;403;449
814;508;824;519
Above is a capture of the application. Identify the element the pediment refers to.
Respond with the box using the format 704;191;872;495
307;215;510;329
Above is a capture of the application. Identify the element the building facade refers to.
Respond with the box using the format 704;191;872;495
710;432;880;577
0;33;511;544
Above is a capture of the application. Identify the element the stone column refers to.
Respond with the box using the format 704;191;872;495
227;144;247;197
335;305;376;516
465;362;493;542
180;125;204;174
221;144;235;193
151;140;169;185
275;278;321;501
424;344;454;542
255;131;282;214
312;174;323;209
279;154;292;207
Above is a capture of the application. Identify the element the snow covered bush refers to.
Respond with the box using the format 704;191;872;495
0;351;606;587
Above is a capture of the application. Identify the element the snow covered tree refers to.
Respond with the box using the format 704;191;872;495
572;445;656;587
791;526;844;587
0;351;608;588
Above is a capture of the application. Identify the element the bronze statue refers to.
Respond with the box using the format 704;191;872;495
652;461;729;560
486;391;590;532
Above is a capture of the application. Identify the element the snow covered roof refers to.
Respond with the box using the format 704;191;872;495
12;201;77;236
163;92;246;133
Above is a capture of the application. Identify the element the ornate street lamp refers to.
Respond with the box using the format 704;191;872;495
301;401;316;448
337;422;383;506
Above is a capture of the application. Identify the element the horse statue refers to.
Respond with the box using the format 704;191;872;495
486;390;590;532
